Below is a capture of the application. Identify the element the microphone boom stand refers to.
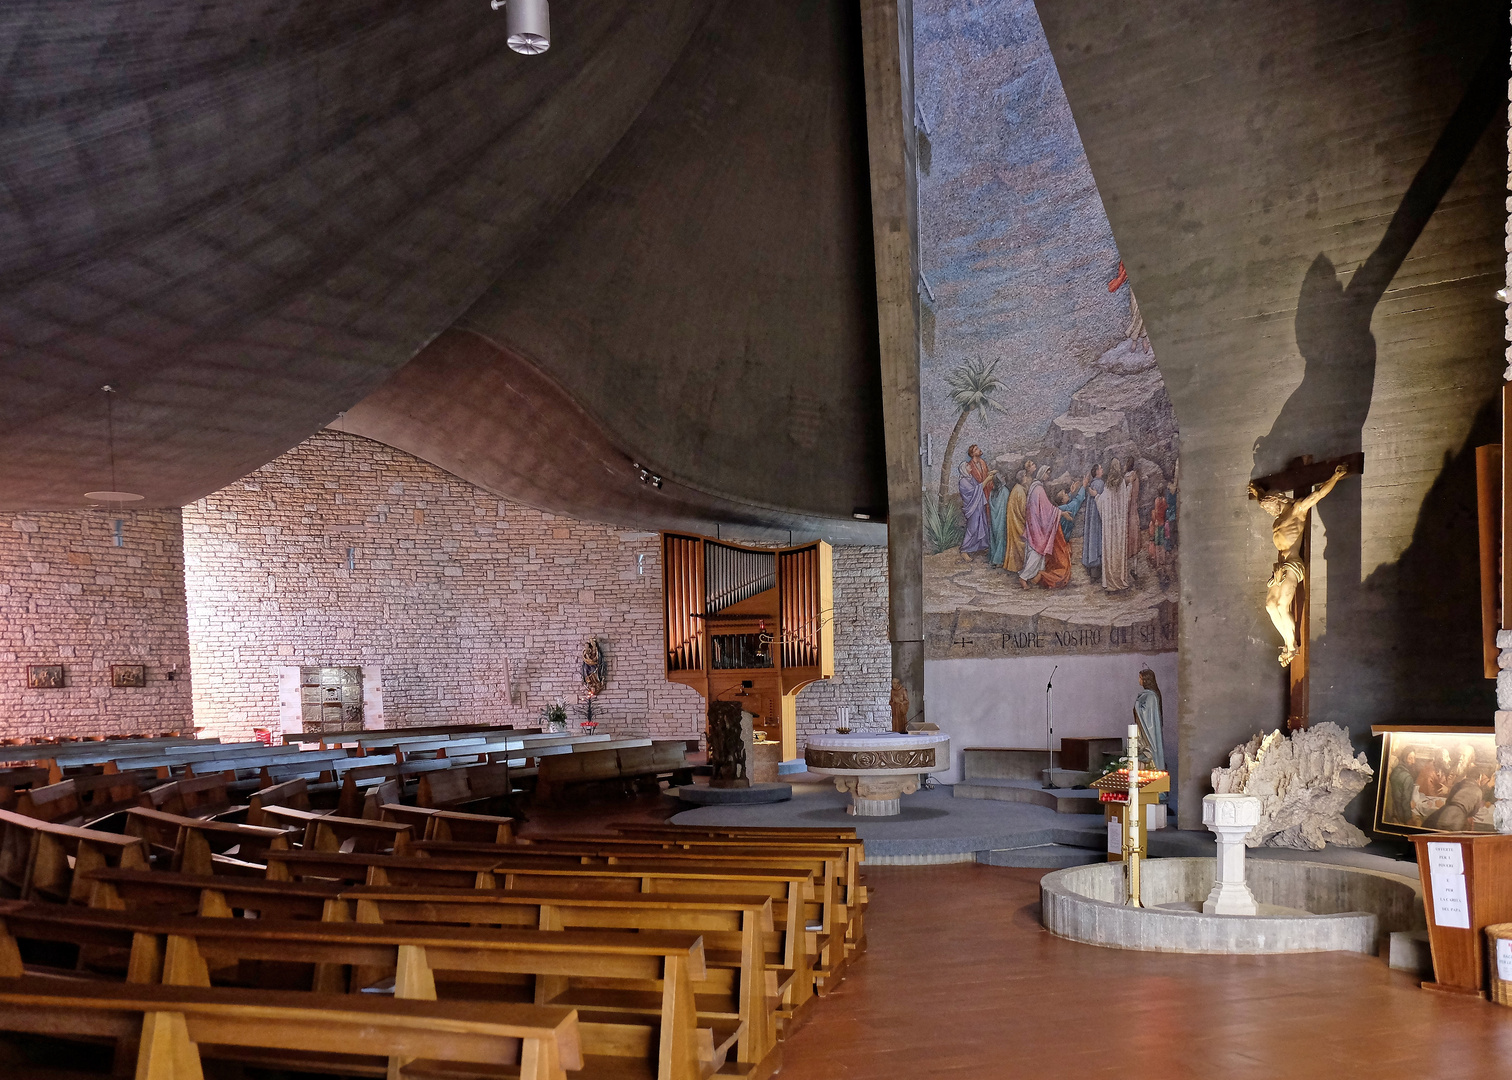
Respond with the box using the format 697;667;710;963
1042;664;1058;789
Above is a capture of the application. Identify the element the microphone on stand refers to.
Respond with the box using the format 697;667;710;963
1043;665;1059;788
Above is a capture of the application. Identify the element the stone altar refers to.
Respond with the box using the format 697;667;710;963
804;732;951;816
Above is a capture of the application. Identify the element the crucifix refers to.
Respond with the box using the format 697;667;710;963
1247;452;1363;731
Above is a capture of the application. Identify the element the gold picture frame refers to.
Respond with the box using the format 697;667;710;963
27;665;64;689
1372;725;1497;837
111;664;147;688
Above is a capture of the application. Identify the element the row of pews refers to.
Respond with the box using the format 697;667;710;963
0;729;864;1080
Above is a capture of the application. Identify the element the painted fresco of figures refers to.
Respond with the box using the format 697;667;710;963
988;471;1009;566
1124;455;1141;559
1019;464;1072;589
1002;469;1028;572
1096;461;1130;590
1081;464;1105;575
958;444;994;559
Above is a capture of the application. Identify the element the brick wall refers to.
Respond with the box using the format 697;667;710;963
180;432;892;754
0;509;193;740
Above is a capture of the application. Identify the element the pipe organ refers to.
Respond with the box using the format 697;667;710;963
662;533;834;760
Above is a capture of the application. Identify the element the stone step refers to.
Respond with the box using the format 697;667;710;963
977;844;1105;869
952;778;1103;815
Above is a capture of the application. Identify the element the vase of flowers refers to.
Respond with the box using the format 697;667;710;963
540;701;568;733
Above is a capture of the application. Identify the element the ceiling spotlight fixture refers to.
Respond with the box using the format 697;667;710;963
84;385;145;504
631;462;662;488
491;0;550;55
1497;287;1509;303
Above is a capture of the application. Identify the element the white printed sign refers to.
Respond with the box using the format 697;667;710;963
1107;819;1121;855
1498;938;1512;983
1430;871;1470;930
1427;842;1464;876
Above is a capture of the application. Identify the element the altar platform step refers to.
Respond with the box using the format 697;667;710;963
977;843;1105;869
952;777;1103;815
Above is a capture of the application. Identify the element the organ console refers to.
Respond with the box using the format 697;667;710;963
662;533;835;760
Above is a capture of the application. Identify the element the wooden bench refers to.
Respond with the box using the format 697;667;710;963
0;903;707;1080
123;808;291;875
275;850;820;1025
85;868;345;921
344;884;784;1076
415;761;521;814
10;770;157;828
419;843;849;993
0;809;148;903
0;768;48;812
141;775;241;820
336;758;456;817
380;803;516;843
0;975;580;1080
256;805;413;855
508;838;861;962
535;741;689;801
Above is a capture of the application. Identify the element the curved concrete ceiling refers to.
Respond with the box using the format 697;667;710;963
342;328;884;544
0;0;887;534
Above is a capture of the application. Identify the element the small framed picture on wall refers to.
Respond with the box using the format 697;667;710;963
27;665;65;689
111;664;147;688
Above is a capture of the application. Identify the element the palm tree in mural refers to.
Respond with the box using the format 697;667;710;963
937;357;1005;506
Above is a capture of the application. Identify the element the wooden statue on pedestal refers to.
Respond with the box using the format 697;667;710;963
708;700;749;788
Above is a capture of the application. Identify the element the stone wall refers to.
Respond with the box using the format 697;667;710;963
182;430;890;753
793;546;892;745
0;509;193;740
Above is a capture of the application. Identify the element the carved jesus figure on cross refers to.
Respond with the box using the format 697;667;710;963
1248;460;1354;667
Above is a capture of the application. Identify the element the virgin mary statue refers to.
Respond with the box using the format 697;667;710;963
1132;668;1166;772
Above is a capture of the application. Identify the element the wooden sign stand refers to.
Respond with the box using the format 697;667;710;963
1249;451;1364;731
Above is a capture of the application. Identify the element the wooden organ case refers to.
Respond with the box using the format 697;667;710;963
662;533;835;761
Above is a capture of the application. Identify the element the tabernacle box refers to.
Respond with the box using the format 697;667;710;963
1410;832;1512;997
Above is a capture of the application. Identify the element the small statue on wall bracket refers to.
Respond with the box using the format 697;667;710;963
580;638;607;697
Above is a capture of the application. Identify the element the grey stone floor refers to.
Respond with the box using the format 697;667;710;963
671;780;1421;874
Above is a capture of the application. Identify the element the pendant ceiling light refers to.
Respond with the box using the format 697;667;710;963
84;384;144;504
491;0;550;55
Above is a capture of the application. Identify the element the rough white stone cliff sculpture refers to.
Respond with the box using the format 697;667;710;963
1209;722;1373;849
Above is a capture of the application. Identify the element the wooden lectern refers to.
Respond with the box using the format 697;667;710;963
1412;832;1512;997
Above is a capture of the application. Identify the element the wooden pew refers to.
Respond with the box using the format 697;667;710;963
85;868;345;921
549;832;867;946
534;741;684;801
380;804;516;843
344;884;784;1076
0;975;580;1080
414;761;520;814
336;758;455;817
259;850;818;1025
358;778;404;820
0;809;148;903
420;843;849;993
256;806;413;855
140;775;240;820
246;777;312;826
0;768;48;812
0;904;708;1080
11;770;157;828
123;808;291;875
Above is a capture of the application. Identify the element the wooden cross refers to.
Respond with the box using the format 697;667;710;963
1249;451;1364;731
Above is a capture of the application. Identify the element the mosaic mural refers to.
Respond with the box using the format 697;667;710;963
917;0;1179;660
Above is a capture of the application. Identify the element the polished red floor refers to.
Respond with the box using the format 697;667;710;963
777;863;1512;1080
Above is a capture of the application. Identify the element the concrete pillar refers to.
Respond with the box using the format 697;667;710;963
859;0;925;728
1202;794;1261;915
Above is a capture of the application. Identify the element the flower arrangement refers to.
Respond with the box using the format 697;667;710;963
540;701;568;733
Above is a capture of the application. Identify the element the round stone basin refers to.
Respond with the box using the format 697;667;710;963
1040;858;1424;954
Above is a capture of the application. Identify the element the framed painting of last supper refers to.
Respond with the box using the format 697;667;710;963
1371;725;1497;837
